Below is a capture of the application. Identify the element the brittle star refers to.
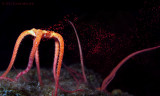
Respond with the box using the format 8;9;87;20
0;28;64;96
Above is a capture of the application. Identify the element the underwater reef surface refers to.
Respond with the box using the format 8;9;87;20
0;64;134;96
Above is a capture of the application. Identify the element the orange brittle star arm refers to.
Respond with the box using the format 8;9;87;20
50;32;64;96
52;33;83;95
1;30;36;77
34;35;60;86
15;30;43;80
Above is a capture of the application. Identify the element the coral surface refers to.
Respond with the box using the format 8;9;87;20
0;64;133;96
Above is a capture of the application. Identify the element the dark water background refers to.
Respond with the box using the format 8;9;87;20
0;0;160;96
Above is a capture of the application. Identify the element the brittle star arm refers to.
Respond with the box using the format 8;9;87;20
53;21;87;87
53;39;84;94
15;31;43;80
68;20;87;83
1;30;35;77
99;45;160;91
35;47;43;85
50;32;64;96
53;41;59;81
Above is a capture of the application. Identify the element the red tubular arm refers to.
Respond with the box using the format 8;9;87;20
53;41;60;81
100;45;160;91
68;20;87;83
35;47;43;85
